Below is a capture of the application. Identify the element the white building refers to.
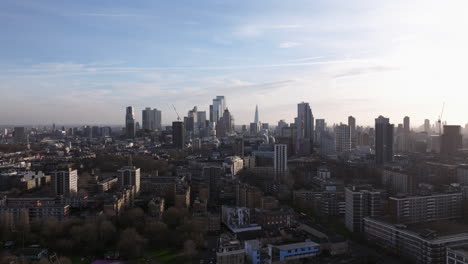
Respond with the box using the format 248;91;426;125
335;123;351;153
52;169;78;196
117;166;141;193
142;107;162;131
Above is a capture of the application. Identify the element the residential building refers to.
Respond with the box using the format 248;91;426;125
52;169;78;196
117;166;141;193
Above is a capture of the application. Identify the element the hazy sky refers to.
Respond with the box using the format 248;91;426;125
1;0;468;127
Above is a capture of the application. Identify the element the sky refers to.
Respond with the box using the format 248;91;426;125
1;0;468;127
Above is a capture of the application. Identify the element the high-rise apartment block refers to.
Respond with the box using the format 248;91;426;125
117;166;141;193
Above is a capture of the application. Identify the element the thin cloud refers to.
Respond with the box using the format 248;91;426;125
279;42;301;48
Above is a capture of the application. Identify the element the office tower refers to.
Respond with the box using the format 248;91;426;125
315;119;326;145
348;116;356;148
274;144;288;175
142;107;162;131
13;127;25;143
403;116;410;133
197;111;207;129
187;106;198;132
424;119;431;133
209;105;213;122
441;125;463;158
295;102;314;155
345;186;384;232
254;105;259;125
172;121;185;149
375;116;394;165
203;166;223;202
211;96;226;122
117;166;141;193
335;123;351;153
125;106;136;138
92;126;100;138
276;120;288;136
250;123;259;135
101;126;112;137
216;109;233;137
52;169;78;196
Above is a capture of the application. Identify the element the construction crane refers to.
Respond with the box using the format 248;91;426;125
172;104;181;121
437;102;445;135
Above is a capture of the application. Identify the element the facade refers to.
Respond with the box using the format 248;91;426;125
217;239;245;264
441;125;463;158
388;193;462;224
212;96;226;122
294;190;345;216
335;123;351;153
125;106;136;138
13;127;25;143
382;169;411;194
0;197;70;221
364;217;468;264
274;144;288;175
142;107;162;131
268;241;320;264
447;247;468;264
345;186;385;232
52;169;78;196
348;116;356;148
375;115;394;165
117;166;141;193
295;102;314;156
172;121;185;149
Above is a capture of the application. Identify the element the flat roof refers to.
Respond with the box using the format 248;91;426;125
273;241;319;251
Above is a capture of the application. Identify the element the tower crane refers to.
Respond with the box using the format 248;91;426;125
172;104;181;121
437;102;445;135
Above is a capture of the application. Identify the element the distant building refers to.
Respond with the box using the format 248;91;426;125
295;102;314;155
375;116;394;165
172;121;185;149
335;123;351;153
348;116;356;148
382;169;411;194
52;169;78;196
441;125;463;158
274;144;288;175
142;107;162;131
404;116;410;133
13;127;25;143
125;106;136;138
117;166;141;193
212;96;226;122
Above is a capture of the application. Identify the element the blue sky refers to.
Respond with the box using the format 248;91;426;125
1;0;468;127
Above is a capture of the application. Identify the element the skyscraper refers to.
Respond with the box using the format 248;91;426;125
142;107;162;131
295;102;314;155
52;169;78;196
403;116;410;133
197;111;207;129
424;119;431;133
348;116;356;148
125;106;136;138
375;116;394;165
13;127;25;143
441;125;462;158
172;121;185;149
211;96;226;122
254;105;259;125
335;123;351;153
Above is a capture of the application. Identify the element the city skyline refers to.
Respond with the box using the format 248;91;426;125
1;0;468;126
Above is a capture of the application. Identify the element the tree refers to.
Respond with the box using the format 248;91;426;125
183;240;198;257
118;228;145;258
144;221;169;247
162;207;185;229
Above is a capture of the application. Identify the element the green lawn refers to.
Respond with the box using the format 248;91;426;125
150;249;179;264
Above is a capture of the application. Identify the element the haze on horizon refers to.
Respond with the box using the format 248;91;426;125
1;0;468;127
